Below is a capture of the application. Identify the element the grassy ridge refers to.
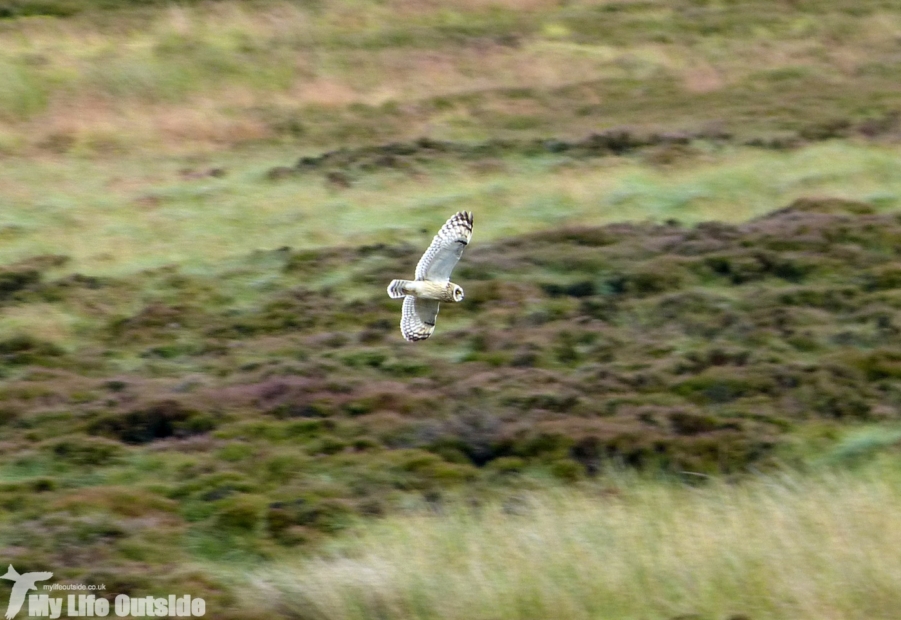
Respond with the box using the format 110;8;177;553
2;141;901;273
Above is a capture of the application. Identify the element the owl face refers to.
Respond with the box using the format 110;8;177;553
452;284;464;302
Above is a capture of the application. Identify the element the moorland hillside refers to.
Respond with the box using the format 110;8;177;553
2;1;901;618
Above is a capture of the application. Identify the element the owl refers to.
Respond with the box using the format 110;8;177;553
387;211;474;341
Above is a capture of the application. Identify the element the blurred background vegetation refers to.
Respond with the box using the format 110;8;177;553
2;1;901;618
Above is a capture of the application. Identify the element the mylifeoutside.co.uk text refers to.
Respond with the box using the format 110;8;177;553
42;584;106;591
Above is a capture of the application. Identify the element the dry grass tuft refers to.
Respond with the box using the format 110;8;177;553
248;467;901;620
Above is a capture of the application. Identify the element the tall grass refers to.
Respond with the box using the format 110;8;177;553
248;465;901;620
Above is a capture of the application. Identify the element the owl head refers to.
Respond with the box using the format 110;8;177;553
451;284;464;302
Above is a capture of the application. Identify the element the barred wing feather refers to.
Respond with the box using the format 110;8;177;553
400;296;440;342
414;211;473;282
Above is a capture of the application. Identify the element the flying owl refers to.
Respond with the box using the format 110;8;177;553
387;211;473;341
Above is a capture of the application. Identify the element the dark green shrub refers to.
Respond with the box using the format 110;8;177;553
269;401;334;419
570;436;601;475
541;280;596;298
265;504;294;539
0;268;39;299
306;436;347;455
669;411;721;435
608;262;684;295
382;357;432;377
549;459;582;482
49;436;123;466
813;391;872;420
703;251;811;285
89;400;216;444
776;286;859;312
341;350;387;369
673;368;776;404
215;495;265;533
0;335;64;366
511;432;572;459
783;197;875;216
267;498;354;535
486;456;527;475
169;472;255;502
854;350;901;381
864;264;901;291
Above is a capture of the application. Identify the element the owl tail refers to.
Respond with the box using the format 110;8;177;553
387;280;411;299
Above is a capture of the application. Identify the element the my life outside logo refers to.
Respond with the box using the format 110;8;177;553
1;565;205;619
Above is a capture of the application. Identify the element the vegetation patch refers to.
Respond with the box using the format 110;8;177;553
268;117;901;184
89;400;216;444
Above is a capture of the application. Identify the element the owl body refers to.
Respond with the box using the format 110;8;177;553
387;279;463;303
387;211;473;341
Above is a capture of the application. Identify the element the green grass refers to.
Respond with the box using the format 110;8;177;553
1;141;900;274
247;462;901;620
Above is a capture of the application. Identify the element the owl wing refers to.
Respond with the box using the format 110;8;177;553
401;295;440;341
414;211;473;282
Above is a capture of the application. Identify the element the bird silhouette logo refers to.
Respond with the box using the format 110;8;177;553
1;565;53;619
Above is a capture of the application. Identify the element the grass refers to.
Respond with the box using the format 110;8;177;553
0;1;900;151
2;141;901;274
248;462;901;620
